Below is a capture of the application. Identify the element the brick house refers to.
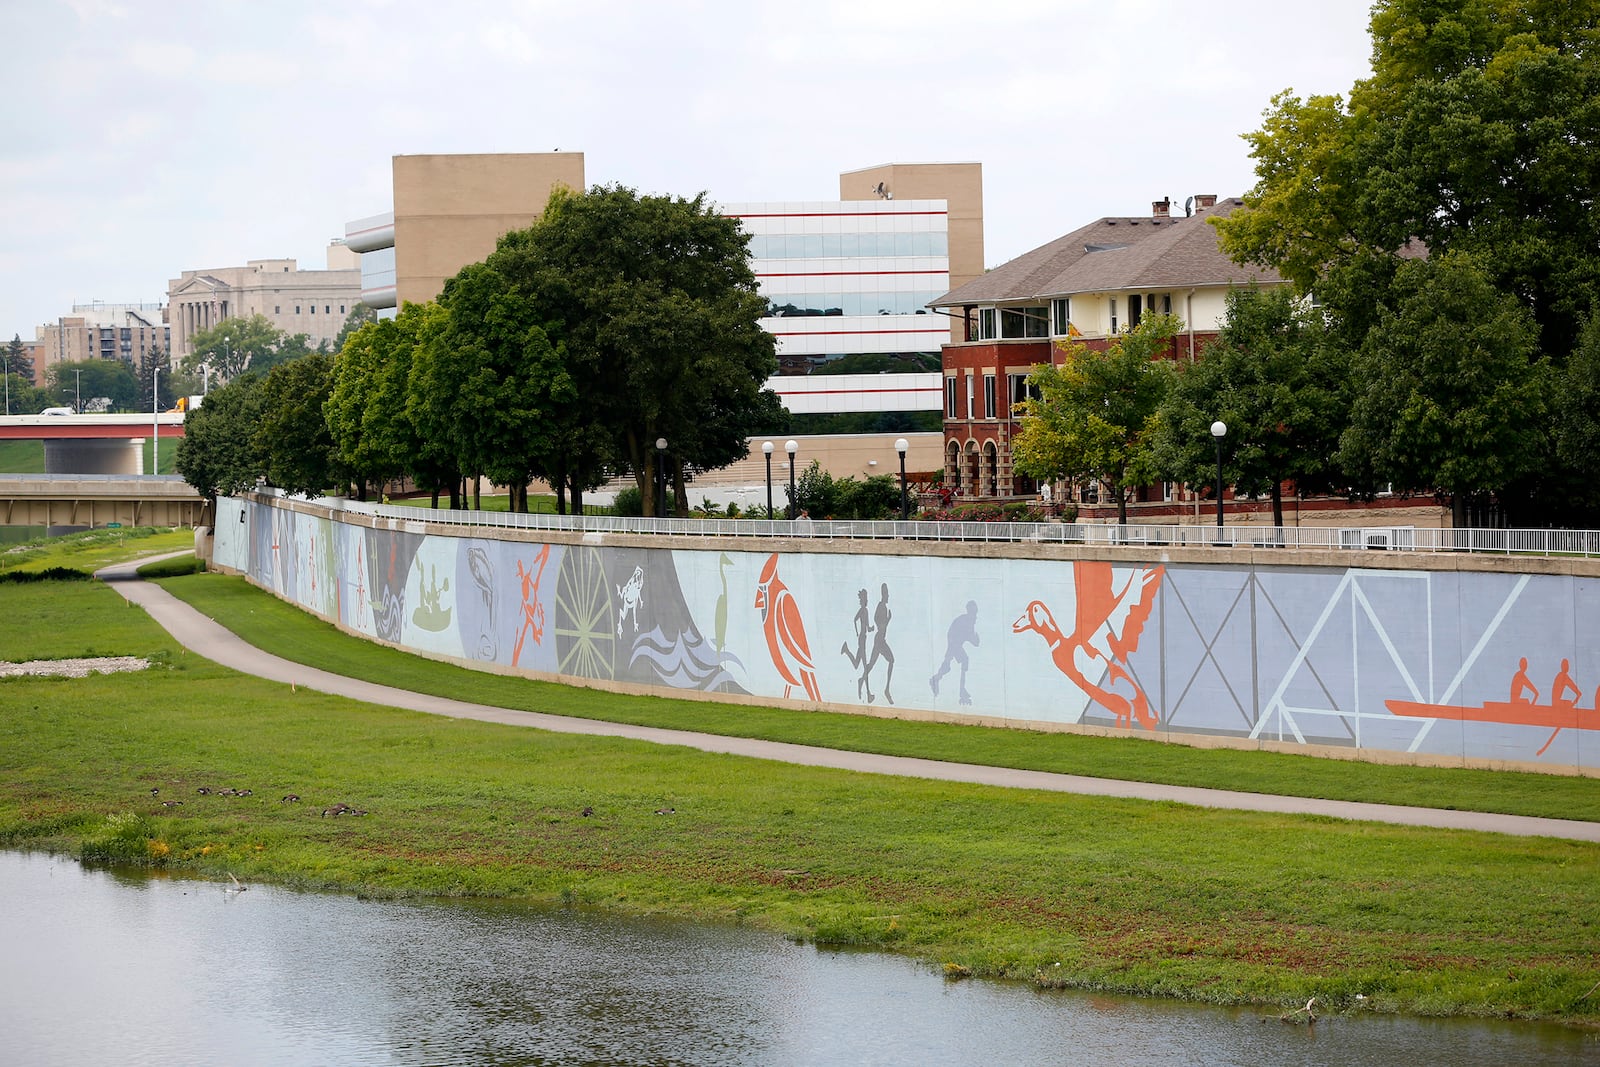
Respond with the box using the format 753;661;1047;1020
929;196;1283;504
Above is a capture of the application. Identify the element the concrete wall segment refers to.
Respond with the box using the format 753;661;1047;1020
215;494;1600;775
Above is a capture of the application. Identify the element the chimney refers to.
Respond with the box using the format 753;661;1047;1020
1152;197;1171;219
1194;194;1217;210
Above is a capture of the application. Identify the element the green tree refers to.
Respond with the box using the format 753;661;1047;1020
1154;288;1348;526
412;266;589;513
255;351;345;498
139;347;173;413
175;373;265;502
1012;315;1177;524
1340;253;1553;528
333;305;378;352
3;334;34;383
47;359;138;412
488;184;779;516
1215;0;1600;522
1553;311;1600;518
327;305;454;503
181;315;286;383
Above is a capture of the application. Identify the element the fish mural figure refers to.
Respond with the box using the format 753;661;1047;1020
754;553;819;701
1013;562;1163;729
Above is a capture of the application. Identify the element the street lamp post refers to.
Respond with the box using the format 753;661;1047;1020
1210;420;1227;531
784;439;798;519
152;367;162;476
75;369;82;414
762;440;774;520
894;437;910;521
655;437;669;518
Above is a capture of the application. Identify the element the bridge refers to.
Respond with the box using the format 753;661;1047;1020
0;474;208;529
0;413;187;475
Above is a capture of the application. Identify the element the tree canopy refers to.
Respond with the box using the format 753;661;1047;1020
1013;315;1177;524
1213;0;1600;523
182;315;319;384
1155;288;1347;526
175;373;264;501
447;184;780;515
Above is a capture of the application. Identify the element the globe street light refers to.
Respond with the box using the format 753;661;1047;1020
894;437;910;521
655;437;669;518
784;439;798;519
1210;420;1227;530
762;440;774;520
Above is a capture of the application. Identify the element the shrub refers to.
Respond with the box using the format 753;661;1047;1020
612;486;643;517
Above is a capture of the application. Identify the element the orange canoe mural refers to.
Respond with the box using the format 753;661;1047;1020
1387;657;1594;756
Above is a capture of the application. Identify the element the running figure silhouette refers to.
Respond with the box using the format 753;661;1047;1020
930;600;979;705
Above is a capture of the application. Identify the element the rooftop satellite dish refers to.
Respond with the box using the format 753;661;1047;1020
873;182;891;199
1184;196;1194;217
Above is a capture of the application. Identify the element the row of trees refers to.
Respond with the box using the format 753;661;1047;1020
1017;0;1600;528
179;186;784;515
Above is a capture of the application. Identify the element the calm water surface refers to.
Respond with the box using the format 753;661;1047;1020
3;851;1594;1066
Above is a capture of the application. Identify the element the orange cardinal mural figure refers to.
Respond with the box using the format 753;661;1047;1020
754;553;820;701
1013;562;1163;730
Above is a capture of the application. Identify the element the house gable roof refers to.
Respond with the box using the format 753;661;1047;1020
932;198;1282;307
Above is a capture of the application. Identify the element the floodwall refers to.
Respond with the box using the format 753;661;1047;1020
213;495;1600;774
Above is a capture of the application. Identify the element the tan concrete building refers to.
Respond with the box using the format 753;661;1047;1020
842;162;985;323
34;302;170;384
346;152;588;313
166;244;360;359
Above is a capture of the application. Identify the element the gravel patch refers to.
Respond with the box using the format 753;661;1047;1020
0;656;151;678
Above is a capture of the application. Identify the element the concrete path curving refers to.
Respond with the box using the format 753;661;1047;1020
96;556;1600;843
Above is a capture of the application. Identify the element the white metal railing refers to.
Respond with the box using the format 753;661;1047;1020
295;495;1600;558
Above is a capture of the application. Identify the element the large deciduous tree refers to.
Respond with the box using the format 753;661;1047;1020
483;184;779;516
1215;0;1600;524
1340;252;1553;528
182;315;289;384
175;373;265;502
1012;315;1177;524
47;358;139;412
329;303;457;504
254;351;345;498
1155;287;1348;527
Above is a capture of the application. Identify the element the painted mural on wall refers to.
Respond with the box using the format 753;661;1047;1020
213;498;1600;771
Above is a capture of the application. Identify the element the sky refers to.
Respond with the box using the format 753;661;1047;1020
1;0;1377;341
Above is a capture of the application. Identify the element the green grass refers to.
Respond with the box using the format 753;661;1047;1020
155;570;1600;823
0;440;45;473
0;527;193;576
1;577;1597;1024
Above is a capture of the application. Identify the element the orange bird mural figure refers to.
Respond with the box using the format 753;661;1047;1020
1013;562;1163;730
754;553;820;701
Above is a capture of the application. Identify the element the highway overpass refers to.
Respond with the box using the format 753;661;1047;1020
0;413;187;475
0;474;208;529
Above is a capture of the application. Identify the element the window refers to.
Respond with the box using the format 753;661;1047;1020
1000;306;1048;339
965;373;975;419
1008;373;1040;411
1162;293;1172;314
978;308;997;340
295;306;301;314
945;376;958;418
340;305;346;314
325;306;331;314
1051;297;1071;335
275;305;280;315
1109;297;1118;334
983;374;997;419
1129;294;1143;329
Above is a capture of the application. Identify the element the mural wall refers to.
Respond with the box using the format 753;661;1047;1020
212;498;1600;772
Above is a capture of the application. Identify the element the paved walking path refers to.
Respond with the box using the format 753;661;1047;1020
97;557;1600;843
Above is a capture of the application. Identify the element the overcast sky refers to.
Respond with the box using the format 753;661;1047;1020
1;0;1376;341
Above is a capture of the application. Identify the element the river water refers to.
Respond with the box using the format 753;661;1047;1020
3;851;1593;1066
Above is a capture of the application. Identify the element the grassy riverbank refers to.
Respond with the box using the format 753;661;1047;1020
1;571;1597;1026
